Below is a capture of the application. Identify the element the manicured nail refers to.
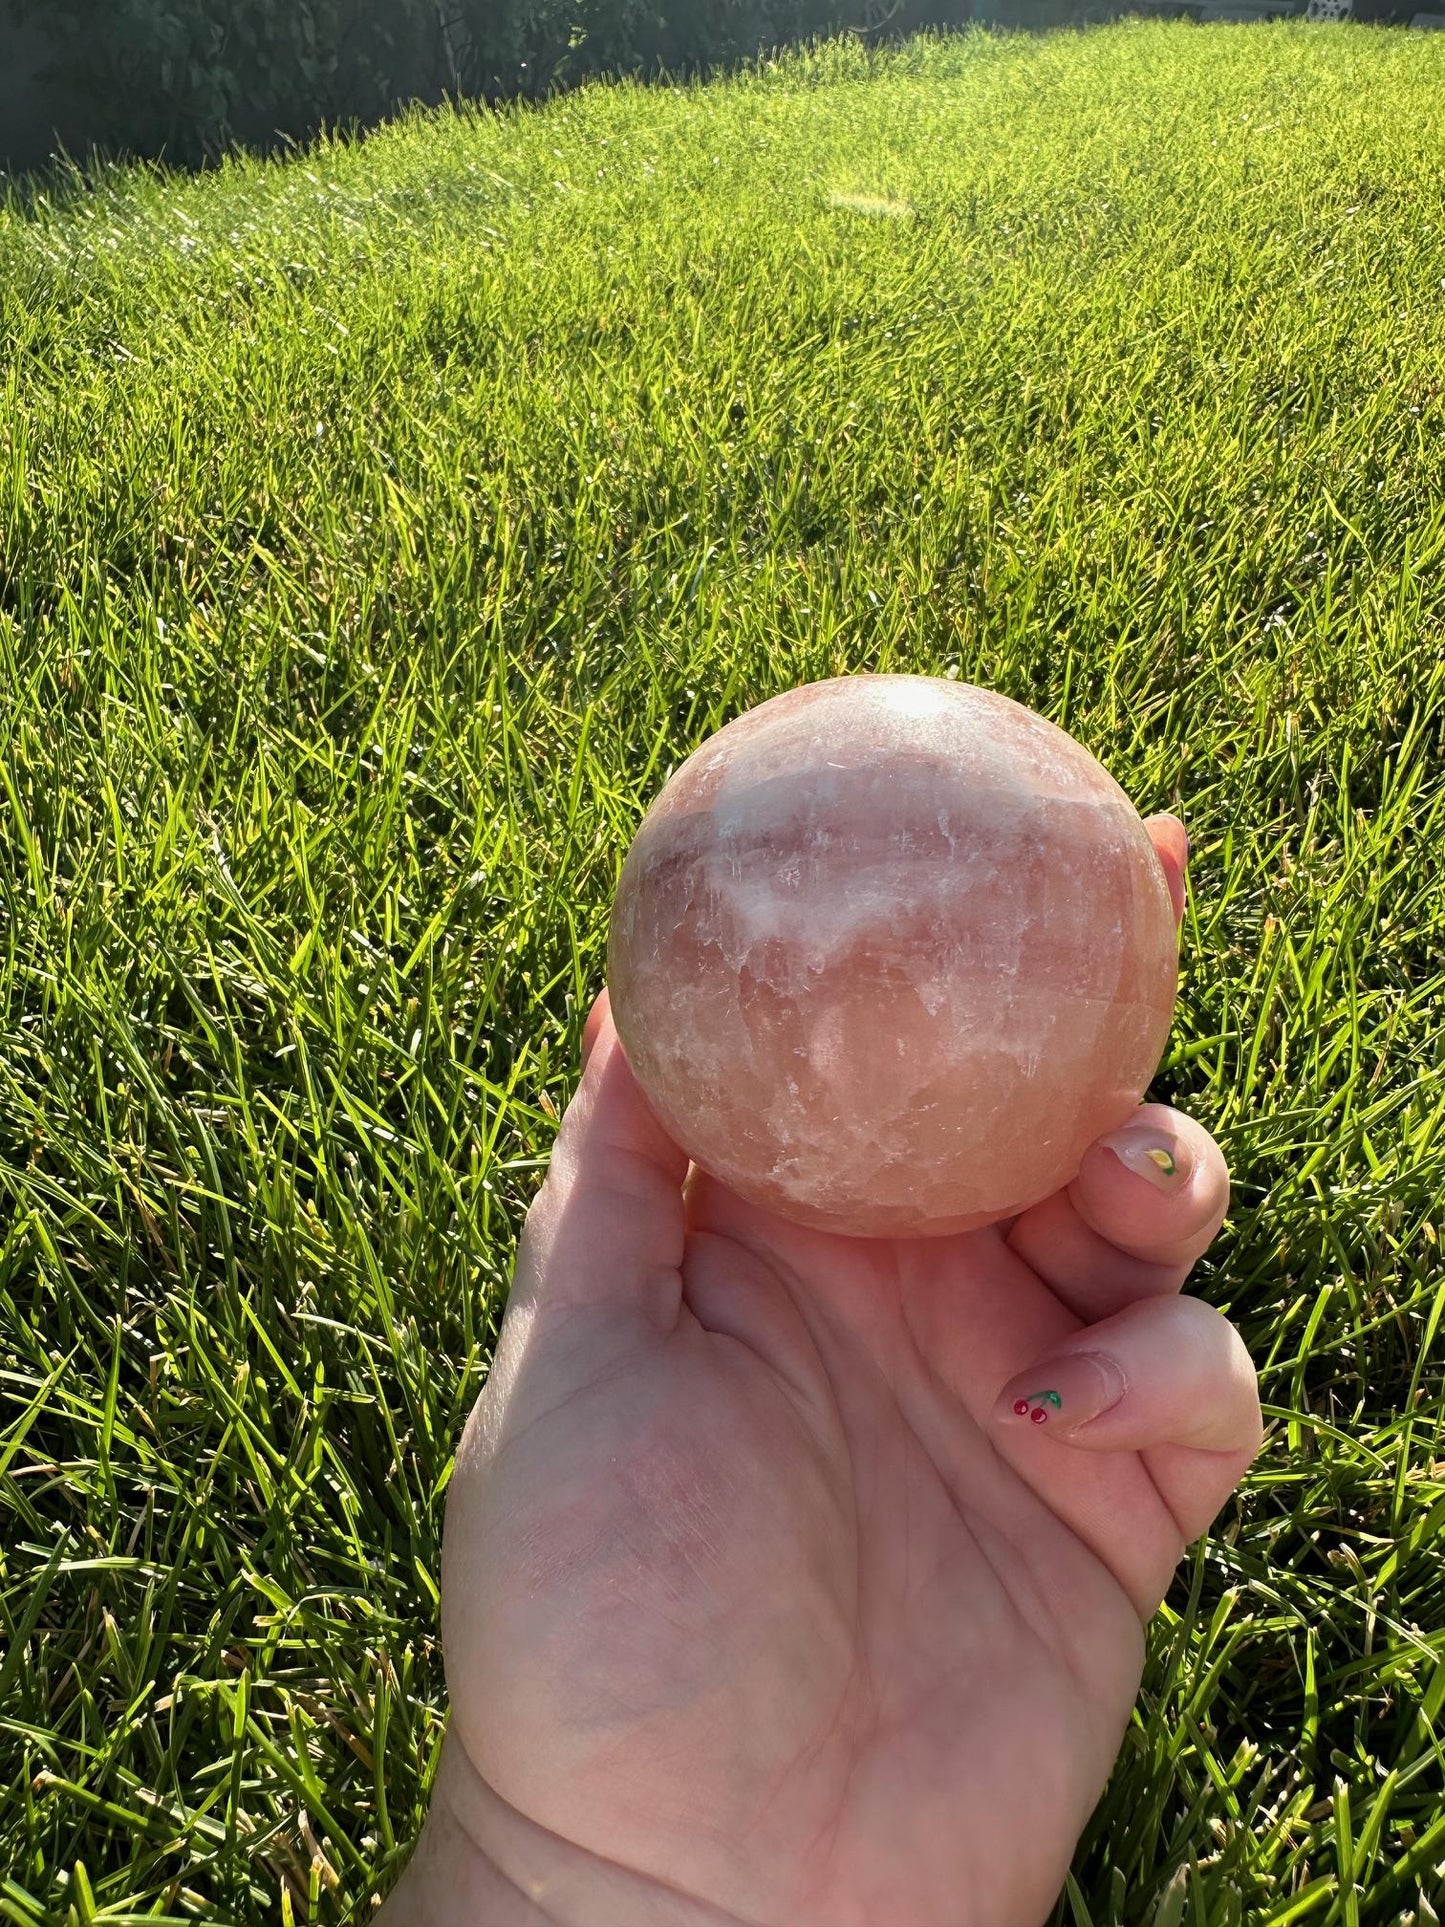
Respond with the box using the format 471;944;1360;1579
1100;1122;1190;1190
995;1351;1128;1436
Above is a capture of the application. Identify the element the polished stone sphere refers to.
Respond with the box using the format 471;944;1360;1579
607;675;1178;1238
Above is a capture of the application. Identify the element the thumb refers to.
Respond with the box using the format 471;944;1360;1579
516;990;689;1331
1144;812;1188;926
581;985;613;1071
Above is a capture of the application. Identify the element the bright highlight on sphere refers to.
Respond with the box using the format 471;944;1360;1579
607;675;1179;1238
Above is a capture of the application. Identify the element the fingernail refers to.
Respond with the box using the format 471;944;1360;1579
1100;1122;1190;1191
995;1351;1128;1436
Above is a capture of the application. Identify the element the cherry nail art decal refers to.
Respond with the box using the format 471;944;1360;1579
997;1353;1127;1434
1011;1389;1063;1425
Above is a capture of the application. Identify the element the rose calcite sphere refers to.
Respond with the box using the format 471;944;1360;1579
607;675;1178;1238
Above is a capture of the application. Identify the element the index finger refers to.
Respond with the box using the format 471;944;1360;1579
1004;1105;1231;1322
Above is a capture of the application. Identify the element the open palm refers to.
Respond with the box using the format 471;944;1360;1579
384;832;1261;1927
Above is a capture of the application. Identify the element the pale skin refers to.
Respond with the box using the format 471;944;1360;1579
379;816;1263;1927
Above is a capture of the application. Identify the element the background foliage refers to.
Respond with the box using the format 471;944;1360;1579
7;0;975;166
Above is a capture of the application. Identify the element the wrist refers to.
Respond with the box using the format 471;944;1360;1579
376;1798;549;1926
377;1734;748;1927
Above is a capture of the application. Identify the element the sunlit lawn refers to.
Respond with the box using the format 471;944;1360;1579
3;19;1445;1922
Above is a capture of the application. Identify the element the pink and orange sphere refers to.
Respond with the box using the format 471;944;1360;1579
608;675;1178;1238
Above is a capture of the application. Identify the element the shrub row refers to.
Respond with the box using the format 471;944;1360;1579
9;0;991;166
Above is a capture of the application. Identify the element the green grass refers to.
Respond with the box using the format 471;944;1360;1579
3;17;1445;1923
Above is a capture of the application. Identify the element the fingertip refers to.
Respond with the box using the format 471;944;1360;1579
559;994;689;1187
1072;1105;1228;1271
526;993;690;1315
1145;813;1188;927
993;1295;1261;1461
581;987;613;1072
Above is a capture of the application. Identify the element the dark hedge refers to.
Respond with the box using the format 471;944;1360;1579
7;0;993;166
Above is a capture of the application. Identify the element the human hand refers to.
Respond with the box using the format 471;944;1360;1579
380;817;1261;1927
